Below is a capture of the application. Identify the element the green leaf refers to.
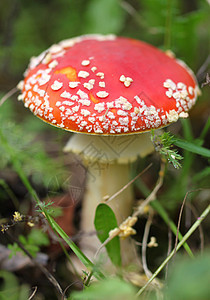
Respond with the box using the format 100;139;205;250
165;253;210;300
19;235;27;245
8;243;21;258
71;277;136;300
46;205;63;218
94;204;121;267
25;244;40;257
172;138;210;158
27;228;50;247
0;271;19;300
0;271;29;300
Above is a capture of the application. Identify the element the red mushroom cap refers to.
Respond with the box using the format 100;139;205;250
18;34;200;135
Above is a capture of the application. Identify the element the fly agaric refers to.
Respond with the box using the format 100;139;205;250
17;34;200;267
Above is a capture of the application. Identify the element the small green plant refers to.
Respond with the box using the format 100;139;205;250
152;131;183;169
164;252;210;300
0;101;66;189
8;228;50;258
0;271;30;300
71;277;136;300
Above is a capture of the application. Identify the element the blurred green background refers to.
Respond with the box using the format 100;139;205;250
0;0;209;91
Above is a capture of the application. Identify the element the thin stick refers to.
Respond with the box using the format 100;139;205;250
0;87;18;106
186;202;204;253
173;191;188;260
165;228;172;280
120;1;144;28
28;287;38;300
94;229;119;260
196;54;210;78
173;189;202;260
141;212;153;279
106;163;152;203
135;204;210;297
133;161;165;218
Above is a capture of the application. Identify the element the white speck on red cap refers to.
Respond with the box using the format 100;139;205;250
78;71;90;78
91;66;97;72
96;72;105;79
81;60;90;66
60;91;72;99
49;60;58;69
69;82;80;88
99;81;105;88
96;91;109;98
84;82;94;90
51;80;63;90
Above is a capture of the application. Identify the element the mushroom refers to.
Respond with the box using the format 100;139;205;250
17;34;200;268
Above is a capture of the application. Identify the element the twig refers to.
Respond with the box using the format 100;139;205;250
135;204;210;297
62;282;84;300
28;287;37;300
133;160;165;218
173;189;202;260
120;1;144;28
141;212;153;279
186;202;205;254
201;73;210;88
106;163;152;203
165;228;172;280
0;87;18;106
121;1;137;16
94;231;119;260
196;54;210;86
196;54;210;78
173;191;188;260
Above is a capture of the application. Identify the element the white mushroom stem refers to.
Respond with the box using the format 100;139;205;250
81;161;137;266
64;133;155;268
82;164;133;231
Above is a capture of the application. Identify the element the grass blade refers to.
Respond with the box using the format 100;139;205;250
172;137;210;158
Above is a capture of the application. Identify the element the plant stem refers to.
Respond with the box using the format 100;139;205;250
151;200;194;258
136;204;210;297
135;178;194;257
